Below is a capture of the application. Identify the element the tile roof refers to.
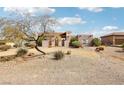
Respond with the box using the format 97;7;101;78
38;31;71;36
101;32;124;37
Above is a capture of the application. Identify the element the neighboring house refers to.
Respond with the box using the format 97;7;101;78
39;31;71;47
101;32;124;46
76;34;93;46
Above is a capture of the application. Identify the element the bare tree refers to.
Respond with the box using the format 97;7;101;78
38;15;57;33
0;12;57;55
16;15;57;55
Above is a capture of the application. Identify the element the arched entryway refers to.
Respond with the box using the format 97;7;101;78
55;37;59;46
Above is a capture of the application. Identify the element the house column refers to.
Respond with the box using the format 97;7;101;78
113;36;115;46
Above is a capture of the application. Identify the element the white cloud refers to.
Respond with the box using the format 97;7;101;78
55;26;62;30
102;26;119;31
79;7;103;12
75;14;80;17
3;7;55;16
58;17;86;25
111;7;121;8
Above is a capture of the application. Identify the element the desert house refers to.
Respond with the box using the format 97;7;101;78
39;31;72;47
101;32;124;46
76;34;93;46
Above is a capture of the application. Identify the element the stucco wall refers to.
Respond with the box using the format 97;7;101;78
101;36;113;45
115;35;124;45
77;35;93;46
42;40;49;47
101;35;124;45
64;40;70;47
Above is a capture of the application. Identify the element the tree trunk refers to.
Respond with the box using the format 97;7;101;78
35;37;46;55
35;45;46;55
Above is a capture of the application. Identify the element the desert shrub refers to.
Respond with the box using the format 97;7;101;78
0;56;10;62
99;47;104;51
95;47;104;52
13;44;19;48
121;43;124;50
95;48;100;52
92;38;101;46
0;45;11;51
71;41;81;48
54;51;64;60
66;50;71;55
0;41;6;45
25;43;35;48
0;55;15;62
16;48;28;57
24;43;29;47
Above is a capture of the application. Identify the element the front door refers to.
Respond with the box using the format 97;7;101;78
49;40;52;47
62;39;65;46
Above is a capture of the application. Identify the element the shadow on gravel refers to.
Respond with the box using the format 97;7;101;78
115;50;124;53
111;55;124;61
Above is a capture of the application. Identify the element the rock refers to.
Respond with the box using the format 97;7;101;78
28;53;34;56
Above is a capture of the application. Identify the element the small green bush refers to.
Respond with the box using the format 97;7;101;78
92;38;101;46
0;45;11;51
16;48;28;57
71;41;81;48
25;43;35;48
54;51;64;60
70;37;78;46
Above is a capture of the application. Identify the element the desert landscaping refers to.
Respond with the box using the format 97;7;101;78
0;7;124;85
0;46;124;84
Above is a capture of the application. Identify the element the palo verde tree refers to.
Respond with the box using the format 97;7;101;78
2;24;25;46
0;18;26;46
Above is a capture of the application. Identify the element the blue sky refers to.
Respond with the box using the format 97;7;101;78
0;7;124;37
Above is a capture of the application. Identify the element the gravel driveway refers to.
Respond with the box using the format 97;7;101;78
0;47;124;84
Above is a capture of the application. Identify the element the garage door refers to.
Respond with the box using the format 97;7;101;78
115;39;124;45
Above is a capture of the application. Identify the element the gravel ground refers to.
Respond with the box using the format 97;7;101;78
0;47;124;85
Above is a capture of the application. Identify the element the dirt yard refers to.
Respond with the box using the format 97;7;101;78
0;47;124;84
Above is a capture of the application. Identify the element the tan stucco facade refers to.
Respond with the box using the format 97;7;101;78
101;35;124;46
77;35;93;46
41;32;71;47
